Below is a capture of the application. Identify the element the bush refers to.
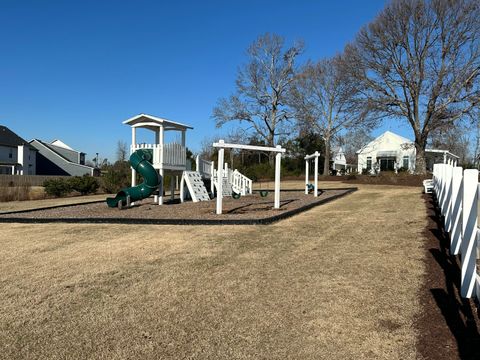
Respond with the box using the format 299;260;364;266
43;179;72;197
361;168;370;175
102;161;131;193
68;175;99;195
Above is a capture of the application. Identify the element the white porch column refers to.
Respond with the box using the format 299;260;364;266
274;146;282;209
131;127;137;187
443;151;447;164
216;141;224;215
158;125;164;205
196;155;200;172
305;160;309;194
314;152;319;197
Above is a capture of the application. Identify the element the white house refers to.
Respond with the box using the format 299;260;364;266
0;125;37;175
357;131;458;173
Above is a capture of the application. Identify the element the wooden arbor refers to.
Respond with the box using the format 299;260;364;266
212;140;286;215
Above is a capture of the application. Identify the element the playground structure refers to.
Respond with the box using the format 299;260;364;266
213;140;286;214
107;114;255;211
304;152;320;196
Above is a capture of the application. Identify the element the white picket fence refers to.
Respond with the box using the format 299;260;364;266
433;163;480;301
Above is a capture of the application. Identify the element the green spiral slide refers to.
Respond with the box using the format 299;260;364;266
106;149;160;208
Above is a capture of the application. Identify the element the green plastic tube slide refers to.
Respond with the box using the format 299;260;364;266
106;149;160;208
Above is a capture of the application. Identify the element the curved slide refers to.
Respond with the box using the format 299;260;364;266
106;149;160;208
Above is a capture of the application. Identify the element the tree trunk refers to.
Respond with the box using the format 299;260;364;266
414;141;427;175
323;138;330;176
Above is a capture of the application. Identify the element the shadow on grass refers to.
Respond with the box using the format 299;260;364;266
428;196;480;360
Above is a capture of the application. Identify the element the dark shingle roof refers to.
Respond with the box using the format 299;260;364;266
0;125;31;148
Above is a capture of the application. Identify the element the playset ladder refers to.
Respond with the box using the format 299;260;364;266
181;171;210;202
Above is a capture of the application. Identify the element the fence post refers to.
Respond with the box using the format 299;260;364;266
460;169;478;298
450;166;463;255
444;165;453;232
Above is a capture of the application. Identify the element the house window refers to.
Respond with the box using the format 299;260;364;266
9;149;13;159
403;156;409;169
366;157;372;170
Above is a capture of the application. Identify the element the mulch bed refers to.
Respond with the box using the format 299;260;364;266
416;194;480;360
0;188;355;225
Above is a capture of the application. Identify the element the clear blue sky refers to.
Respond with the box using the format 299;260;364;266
0;0;401;162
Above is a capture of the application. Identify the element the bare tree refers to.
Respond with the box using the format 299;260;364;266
341;0;480;174
289;57;372;175
213;33;304;161
430;122;472;165
336;128;374;165
116;140;128;162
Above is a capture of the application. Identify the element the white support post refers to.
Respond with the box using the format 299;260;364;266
314;152;319;197
196;155;200;172
460;169;478;298
305;160;309;194
216;141;225;215
180;172;185;203
131;127;137;187
450;166;463;255
181;130;186;147
158;125;164;205
274;146;282;209
210;162;215;194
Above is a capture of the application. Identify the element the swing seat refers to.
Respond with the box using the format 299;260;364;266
307;183;314;192
259;190;269;197
232;191;241;199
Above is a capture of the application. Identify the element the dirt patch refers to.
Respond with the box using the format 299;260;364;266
0;189;354;224
416;194;480;360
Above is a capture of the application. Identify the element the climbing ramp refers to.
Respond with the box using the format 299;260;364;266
181;171;210;202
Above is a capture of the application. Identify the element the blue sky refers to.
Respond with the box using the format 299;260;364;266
0;0;399;162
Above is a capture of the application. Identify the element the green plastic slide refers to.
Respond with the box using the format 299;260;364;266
106;149;160;208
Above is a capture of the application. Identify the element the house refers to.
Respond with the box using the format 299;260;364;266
0;125;37;175
356;131;458;173
29;139;95;176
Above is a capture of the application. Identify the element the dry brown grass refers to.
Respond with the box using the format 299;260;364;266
0;184;426;359
0;193;110;213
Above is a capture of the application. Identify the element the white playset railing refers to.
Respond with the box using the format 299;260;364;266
195;155;253;196
131;143;186;168
433;163;480;302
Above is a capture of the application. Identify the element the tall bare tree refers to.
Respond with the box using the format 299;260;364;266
341;0;480;174
116;140;128;162
336;128;374;165
289;57;372;175
213;33;304;160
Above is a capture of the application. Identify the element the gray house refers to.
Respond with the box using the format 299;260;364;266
0;125;37;175
29;139;95;176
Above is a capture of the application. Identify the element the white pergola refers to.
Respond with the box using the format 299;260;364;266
212;140;286;215
304;152;320;196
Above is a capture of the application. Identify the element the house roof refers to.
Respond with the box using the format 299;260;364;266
0;125;35;149
51;139;74;150
123;113;193;131
356;131;412;154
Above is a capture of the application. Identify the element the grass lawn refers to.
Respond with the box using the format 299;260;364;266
0;184;427;359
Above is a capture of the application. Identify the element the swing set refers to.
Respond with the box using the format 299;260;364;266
304;151;321;197
213;140;286;214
